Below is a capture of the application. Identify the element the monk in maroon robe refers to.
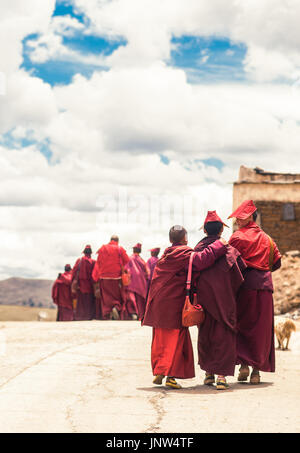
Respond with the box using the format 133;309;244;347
146;248;160;295
143;225;228;389
228;200;281;384
92;235;130;320
147;248;160;281
72;245;96;321
52;264;74;321
194;211;246;390
123;243;149;320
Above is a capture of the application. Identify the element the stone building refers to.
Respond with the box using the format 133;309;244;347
232;166;300;254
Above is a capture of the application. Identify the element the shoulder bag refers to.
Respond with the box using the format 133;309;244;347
182;252;205;327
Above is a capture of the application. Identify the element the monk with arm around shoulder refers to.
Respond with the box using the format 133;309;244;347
142;225;227;389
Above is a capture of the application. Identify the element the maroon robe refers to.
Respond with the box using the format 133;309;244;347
143;240;227;379
123;254;149;320
99;279;124;319
194;236;246;376
147;256;159;282
146;256;159;298
94;294;102;320
52;271;74;321
229;223;281;372
93;241;129;319
151;328;195;379
72;255;96;321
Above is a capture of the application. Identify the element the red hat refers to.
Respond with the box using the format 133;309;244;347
64;264;72;271
199;210;229;230
82;244;92;253
228;200;257;220
149;247;160;254
133;243;142;249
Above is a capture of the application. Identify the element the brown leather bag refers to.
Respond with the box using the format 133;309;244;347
182;252;205;327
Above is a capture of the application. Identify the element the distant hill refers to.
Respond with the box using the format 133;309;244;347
0;277;55;308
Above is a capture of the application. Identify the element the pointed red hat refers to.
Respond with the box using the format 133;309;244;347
133;243;142;249
200;210;229;230
228;200;257;220
149;247;160;254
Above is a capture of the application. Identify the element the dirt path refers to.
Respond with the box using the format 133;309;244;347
0;319;299;433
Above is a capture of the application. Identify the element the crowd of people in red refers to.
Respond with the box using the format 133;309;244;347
52;239;159;323
52;200;281;390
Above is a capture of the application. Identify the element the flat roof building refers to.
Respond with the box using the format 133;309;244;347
233;166;300;254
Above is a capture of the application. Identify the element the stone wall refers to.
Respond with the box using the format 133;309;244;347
254;200;300;254
232;167;300;253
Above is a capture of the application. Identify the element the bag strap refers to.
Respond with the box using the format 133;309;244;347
186;252;195;292
267;235;274;271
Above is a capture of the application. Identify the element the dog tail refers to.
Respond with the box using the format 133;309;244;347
285;319;297;332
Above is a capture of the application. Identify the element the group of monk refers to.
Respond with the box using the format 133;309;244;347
52;199;281;391
52;239;160;322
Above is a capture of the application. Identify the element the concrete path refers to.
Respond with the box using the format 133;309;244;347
0;320;299;433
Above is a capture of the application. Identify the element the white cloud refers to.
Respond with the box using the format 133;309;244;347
0;70;57;135
0;0;55;74
68;0;300;80
25;15;108;66
1;0;300;279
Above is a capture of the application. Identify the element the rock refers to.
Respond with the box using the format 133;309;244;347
285;250;300;257
37;311;49;322
273;254;300;315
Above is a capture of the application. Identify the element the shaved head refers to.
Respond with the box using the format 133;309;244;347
169;225;187;244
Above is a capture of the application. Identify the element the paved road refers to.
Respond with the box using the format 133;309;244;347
0;320;299;433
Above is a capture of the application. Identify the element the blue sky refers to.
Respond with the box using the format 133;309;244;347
1;0;299;279
21;1;127;85
21;1;247;87
171;35;247;83
18;1;246;172
53;0;85;23
0;129;53;161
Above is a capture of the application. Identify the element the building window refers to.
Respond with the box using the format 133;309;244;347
282;203;295;221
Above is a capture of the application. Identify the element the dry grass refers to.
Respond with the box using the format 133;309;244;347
0;305;57;322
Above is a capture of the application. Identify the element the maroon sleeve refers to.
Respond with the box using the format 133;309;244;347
272;257;281;272
192;240;227;271
273;240;281;268
228;232;246;256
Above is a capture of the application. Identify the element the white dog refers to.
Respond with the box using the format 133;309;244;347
275;318;296;350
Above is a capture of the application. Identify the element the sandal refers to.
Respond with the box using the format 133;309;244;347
216;377;229;390
166;377;182;389
250;370;260;385
238;365;250;382
153;374;164;385
204;373;215;386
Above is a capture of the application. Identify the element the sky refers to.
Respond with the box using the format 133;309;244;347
0;0;300;280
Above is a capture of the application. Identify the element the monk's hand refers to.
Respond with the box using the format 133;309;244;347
219;238;228;245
